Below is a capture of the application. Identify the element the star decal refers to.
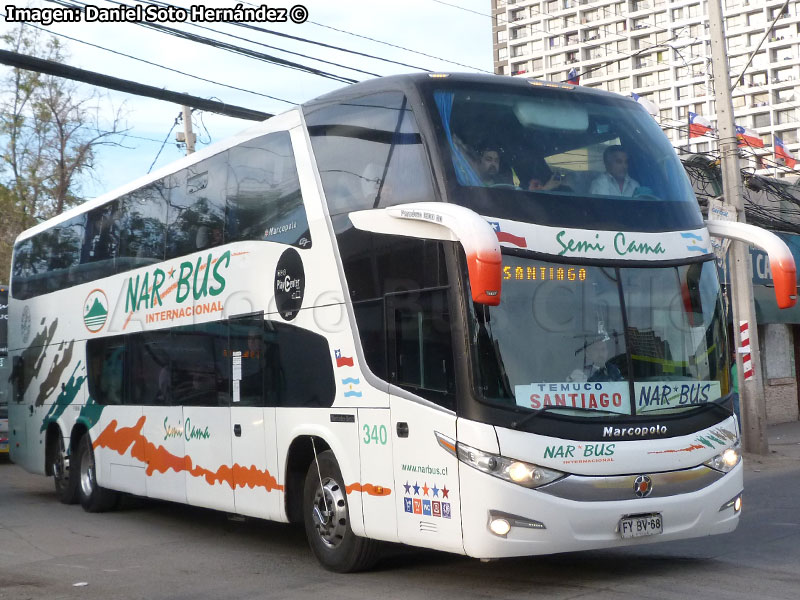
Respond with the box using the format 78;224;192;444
403;481;411;494
168;267;176;279
422;482;430;496
413;482;420;495
441;485;449;499
432;484;439;497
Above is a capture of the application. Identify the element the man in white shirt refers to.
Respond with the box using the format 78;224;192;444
590;145;639;196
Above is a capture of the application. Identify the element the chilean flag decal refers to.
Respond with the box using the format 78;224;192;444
335;349;354;368
489;221;527;248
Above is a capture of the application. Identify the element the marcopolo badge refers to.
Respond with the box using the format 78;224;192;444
274;248;304;321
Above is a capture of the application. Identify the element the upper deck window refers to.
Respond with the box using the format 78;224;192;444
305;92;436;216
428;83;703;232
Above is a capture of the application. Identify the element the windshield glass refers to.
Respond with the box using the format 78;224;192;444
432;84;696;205
472;256;730;418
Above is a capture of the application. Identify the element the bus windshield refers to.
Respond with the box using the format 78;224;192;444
432;84;695;205
472;257;730;419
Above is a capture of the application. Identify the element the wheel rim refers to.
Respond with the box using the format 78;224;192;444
311;476;348;548
53;438;66;483
79;443;95;498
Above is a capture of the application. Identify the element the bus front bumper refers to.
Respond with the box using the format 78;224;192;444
460;460;743;559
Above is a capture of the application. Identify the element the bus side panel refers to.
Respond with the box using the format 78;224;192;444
231;406;281;520
276;408;366;537
357;407;398;542
184;405;234;512
390;396;463;554
143;405;187;504
92;405;146;496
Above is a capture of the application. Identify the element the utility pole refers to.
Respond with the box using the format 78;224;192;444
179;105;196;155
708;0;769;454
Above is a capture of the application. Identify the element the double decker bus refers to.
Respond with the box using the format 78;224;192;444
8;74;796;572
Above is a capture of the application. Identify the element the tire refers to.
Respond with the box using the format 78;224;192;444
76;434;119;513
50;433;79;505
302;450;380;572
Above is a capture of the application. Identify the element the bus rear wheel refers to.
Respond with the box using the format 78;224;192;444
50;433;78;505
77;434;118;513
302;450;379;572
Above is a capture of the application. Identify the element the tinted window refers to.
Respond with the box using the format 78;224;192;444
388;289;454;408
336;224;453;407
167;154;228;260
306;92;436;215
87;318;333;408
117;183;168;270
87;337;125;406
226;132;311;249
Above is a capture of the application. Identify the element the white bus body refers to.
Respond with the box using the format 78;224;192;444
8;74;793;571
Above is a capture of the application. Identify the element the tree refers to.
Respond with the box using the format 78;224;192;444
0;25;127;282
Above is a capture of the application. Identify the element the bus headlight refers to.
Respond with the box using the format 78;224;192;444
456;442;565;489
704;442;741;473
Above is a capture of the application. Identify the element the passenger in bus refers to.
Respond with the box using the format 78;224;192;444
589;146;640;197
476;146;511;186
196;225;222;250
527;162;571;193
568;335;623;383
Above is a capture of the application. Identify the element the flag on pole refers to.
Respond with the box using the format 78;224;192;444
688;112;712;138
775;136;797;169
735;125;765;148
630;92;658;117
567;67;580;85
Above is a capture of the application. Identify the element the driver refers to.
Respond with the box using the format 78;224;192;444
568;336;623;382
590;145;640;197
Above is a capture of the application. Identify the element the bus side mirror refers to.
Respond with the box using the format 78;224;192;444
706;219;797;309
350;203;503;305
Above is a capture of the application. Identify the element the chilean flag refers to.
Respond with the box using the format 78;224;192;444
775;136;797;169
489;221;527;248
688;112;712;138
735;125;765;148
334;349;354;368
567;67;580;85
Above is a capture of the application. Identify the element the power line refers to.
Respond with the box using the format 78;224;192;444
51;0;359;85
307;20;492;74
148;111;181;173
0;48;271;120
136;0;386;78
14;17;297;106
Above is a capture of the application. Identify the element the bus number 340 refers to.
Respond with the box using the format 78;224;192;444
363;425;388;445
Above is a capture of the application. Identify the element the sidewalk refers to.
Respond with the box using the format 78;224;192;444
744;420;800;472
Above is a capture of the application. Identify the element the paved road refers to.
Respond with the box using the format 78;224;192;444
1;449;799;600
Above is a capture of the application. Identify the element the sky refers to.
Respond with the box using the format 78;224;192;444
0;0;493;199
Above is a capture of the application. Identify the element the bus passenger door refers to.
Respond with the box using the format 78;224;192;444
229;318;280;520
386;291;463;554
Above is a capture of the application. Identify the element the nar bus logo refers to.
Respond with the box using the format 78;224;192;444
83;289;109;333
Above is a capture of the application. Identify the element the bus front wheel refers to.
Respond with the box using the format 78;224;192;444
76;434;118;513
302;450;379;572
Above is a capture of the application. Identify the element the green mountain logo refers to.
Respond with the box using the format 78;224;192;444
83;291;108;332
85;298;107;319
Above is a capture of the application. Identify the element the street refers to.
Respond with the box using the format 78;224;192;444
1;446;799;600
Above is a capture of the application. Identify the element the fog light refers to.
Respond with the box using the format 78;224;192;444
734;496;742;512
719;493;743;513
489;518;511;537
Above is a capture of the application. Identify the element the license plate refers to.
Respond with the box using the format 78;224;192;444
619;513;663;539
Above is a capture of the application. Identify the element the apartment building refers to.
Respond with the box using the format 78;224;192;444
492;0;800;180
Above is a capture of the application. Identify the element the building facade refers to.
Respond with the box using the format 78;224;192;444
492;0;800;180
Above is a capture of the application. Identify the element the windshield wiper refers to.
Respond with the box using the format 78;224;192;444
510;404;620;430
